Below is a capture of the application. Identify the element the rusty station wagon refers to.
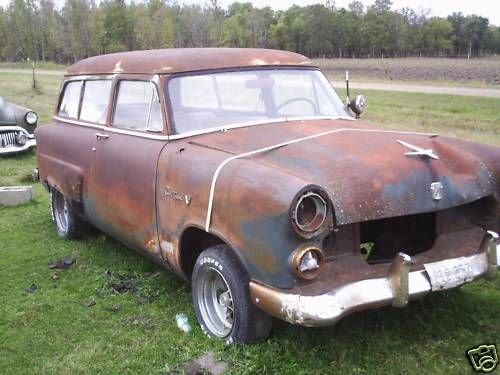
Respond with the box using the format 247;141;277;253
36;48;500;343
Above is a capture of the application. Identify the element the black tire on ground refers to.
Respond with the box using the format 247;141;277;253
50;188;86;239
192;244;273;344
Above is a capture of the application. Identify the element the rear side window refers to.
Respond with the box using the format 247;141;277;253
58;81;82;119
113;81;162;132
80;80;112;124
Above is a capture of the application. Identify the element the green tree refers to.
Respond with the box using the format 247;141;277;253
89;5;105;55
62;0;91;61
5;0;38;60
448;13;467;56
38;0;61;61
464;16;489;57
101;0;134;53
420;17;452;56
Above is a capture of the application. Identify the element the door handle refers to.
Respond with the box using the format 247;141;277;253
95;133;109;140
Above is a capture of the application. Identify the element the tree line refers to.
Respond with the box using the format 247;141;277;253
0;0;499;64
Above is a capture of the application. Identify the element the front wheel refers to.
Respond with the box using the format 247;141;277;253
192;245;273;344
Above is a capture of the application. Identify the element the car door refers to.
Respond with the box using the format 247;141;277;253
87;75;167;257
38;79;103;205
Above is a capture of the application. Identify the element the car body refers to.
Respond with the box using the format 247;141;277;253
36;48;500;343
0;97;38;155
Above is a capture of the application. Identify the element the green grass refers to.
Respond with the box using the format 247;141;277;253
1;72;499;374
338;87;500;146
0;61;67;71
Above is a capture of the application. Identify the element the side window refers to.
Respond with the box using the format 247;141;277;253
113;81;163;132
79;80;112;124
58;81;82;119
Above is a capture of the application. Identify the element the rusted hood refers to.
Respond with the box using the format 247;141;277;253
190;119;498;225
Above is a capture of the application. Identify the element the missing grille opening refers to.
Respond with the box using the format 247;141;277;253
360;212;436;264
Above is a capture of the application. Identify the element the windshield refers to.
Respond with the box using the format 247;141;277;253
167;69;351;134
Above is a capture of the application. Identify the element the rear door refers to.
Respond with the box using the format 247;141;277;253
86;75;167;257
38;79;99;204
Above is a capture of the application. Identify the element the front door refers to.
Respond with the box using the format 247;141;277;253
87;77;166;257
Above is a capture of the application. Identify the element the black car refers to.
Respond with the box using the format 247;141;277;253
0;97;37;155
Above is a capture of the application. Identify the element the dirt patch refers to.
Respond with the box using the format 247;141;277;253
94;270;162;304
48;256;76;270
330;81;500;98
315;57;500;85
184;351;228;375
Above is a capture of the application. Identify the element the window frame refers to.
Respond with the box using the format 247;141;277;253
111;78;164;133
79;79;113;125
57;80;83;120
163;66;347;136
57;77;114;124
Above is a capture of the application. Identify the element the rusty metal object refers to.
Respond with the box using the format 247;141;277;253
65;48;313;76
35;48;500;333
289;245;325;281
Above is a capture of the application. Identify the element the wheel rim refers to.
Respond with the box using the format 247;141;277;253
53;191;69;233
196;266;234;337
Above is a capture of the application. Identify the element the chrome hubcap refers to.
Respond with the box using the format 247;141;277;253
197;266;234;337
53;191;69;233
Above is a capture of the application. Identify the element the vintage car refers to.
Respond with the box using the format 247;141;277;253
36;48;500;343
0;97;37;155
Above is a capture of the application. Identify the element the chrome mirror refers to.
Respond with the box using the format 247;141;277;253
349;95;366;118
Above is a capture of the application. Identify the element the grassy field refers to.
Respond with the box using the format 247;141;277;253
0;71;499;374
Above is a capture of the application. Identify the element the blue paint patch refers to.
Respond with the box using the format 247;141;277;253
239;213;303;289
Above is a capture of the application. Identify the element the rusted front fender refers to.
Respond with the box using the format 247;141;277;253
157;140;313;288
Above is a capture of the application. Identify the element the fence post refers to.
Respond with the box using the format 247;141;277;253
32;61;36;89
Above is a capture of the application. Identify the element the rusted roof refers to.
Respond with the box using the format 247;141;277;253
65;48;314;76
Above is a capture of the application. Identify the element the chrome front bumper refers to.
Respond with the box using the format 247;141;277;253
249;231;499;327
0;126;36;155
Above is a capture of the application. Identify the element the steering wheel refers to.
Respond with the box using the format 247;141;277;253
275;97;317;116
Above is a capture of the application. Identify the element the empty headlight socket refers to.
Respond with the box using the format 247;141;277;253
289;185;333;239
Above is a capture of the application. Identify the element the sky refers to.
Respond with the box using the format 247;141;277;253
0;0;499;26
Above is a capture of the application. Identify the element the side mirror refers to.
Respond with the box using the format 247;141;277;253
348;95;366;118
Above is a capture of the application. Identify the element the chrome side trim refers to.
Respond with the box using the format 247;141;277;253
54;115;356;140
249;231;498;327
167;116;355;140
54;114;438;147
204;128;439;232
53;116;169;140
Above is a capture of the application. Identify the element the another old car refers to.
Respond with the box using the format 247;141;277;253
0;97;37;155
36;48;500;343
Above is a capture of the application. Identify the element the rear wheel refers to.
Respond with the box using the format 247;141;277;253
192;245;273;344
50;188;85;239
